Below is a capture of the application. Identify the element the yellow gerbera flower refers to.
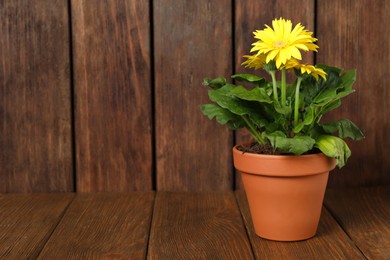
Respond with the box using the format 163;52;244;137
241;54;267;70
250;18;319;68
284;59;327;80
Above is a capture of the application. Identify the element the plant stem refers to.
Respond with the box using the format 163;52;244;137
242;115;266;144
294;77;303;126
269;71;280;106
281;69;286;107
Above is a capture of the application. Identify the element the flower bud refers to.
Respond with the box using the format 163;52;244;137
263;61;276;72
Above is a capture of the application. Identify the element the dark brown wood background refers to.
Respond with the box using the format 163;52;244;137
1;0;389;192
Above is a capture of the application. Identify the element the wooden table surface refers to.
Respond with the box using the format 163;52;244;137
0;186;389;259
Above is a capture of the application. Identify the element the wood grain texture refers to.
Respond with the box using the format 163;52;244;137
38;192;154;259
0;0;73;192
71;0;153;191
148;192;254;259
0;193;74;259
234;0;315;189
154;0;233;191
325;186;390;259
235;190;364;259
317;0;390;187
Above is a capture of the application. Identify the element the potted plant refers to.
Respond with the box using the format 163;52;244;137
200;18;364;241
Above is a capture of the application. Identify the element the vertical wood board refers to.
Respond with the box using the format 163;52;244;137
154;0;233;191
71;0;153;191
0;0;73;192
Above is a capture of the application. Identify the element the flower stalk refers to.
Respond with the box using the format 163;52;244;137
242;115;266;144
294;77;303;126
281;69;287;107
269;71;280;107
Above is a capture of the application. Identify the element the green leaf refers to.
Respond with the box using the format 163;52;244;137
262;130;286;138
320;100;341;114
208;84;268;128
317;64;343;75
321;119;364;140
313;79;343;104
315;135;351;168
248;113;269;128
264;133;315;155
299;66;358;129
299;65;341;104
313;68;356;105
275;105;292;116
208;85;247;114
203;77;227;89
294;106;315;133
200;104;244;129
340;69;356;90
229;86;273;103
300;76;319;104
231;74;265;85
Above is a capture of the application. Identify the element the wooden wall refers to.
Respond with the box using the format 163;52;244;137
1;0;389;192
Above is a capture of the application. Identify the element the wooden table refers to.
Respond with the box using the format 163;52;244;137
0;187;389;259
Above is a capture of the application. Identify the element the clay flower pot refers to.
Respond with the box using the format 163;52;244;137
233;144;336;241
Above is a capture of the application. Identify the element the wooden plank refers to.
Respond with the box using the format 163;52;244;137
71;0;153;191
0;0;73;191
38;192;154;259
148;192;254;259
317;0;390;187
235;190;364;259
154;0;233;191
234;0;315;189
0;193;74;259
325;186;390;259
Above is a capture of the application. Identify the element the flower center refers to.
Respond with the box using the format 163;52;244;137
273;40;287;48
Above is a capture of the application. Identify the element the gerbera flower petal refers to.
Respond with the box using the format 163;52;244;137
282;59;327;80
242;54;267;70
305;43;319;51
278;50;287;65
294;44;310;51
290;47;302;60
266;49;279;63
290;23;304;38
275;57;284;68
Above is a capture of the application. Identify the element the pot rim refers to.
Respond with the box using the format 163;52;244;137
233;143;336;177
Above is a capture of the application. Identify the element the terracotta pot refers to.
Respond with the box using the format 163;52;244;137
233;144;336;241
